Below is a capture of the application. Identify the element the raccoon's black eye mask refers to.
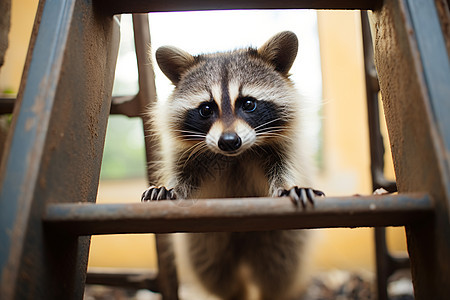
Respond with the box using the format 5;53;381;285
180;101;218;137
179;96;286;140
198;96;258;119
236;98;287;131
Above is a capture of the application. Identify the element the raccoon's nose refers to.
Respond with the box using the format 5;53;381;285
218;132;242;152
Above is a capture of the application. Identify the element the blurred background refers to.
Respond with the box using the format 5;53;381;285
0;0;408;298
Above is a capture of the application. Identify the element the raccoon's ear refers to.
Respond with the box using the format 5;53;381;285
257;31;298;75
156;46;195;85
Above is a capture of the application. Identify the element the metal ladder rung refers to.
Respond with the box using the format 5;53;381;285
97;0;380;14
43;193;433;235
86;268;159;291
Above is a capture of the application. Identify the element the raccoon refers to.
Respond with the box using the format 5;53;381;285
142;31;324;300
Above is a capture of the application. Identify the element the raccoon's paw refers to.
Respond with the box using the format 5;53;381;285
276;187;325;207
141;186;177;201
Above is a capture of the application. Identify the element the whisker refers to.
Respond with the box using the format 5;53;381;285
181;135;207;140
256;129;294;138
256;132;295;142
256;127;289;134
193;144;210;159
257;131;292;138
253;118;284;131
176;123;208;134
172;129;206;135
178;141;204;164
183;143;209;168
172;129;207;141
255;124;294;132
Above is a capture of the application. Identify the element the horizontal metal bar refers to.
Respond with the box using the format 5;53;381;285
94;0;381;14
0;97;15;114
110;95;140;117
86;268;159;291
2;95;142;117
43;193;433;235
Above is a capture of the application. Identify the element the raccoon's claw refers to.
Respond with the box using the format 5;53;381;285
141;186;177;201
277;187;325;207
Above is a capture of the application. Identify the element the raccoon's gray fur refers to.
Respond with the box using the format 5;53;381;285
142;31;323;300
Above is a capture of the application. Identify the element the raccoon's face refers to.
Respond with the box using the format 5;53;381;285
156;31;299;157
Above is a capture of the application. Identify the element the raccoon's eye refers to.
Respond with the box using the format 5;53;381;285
242;97;257;112
199;103;213;118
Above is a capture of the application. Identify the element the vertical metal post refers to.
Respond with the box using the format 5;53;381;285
132;14;180;299
372;0;450;298
132;14;160;182
361;11;400;300
0;0;120;298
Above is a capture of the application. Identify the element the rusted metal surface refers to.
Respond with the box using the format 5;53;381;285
373;228;410;295
43;194;433;235
86;268;159;291
110;95;137;116
361;12;397;194
109;15;157;118
0;1;445;299
131;14;159;183
0;0;120;298
0;98;15;114
372;0;450;298
435;0;450;56
95;0;381;14
155;234;179;300
133;14;158;116
109;14;159;182
361;11;408;300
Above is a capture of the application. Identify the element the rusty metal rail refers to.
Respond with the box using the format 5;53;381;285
95;0;381;14
0;97;14;114
44;193;433;235
86;268;159;291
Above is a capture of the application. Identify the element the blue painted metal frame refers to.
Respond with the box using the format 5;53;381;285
0;0;77;294
0;0;120;298
405;0;450;213
403;0;450;296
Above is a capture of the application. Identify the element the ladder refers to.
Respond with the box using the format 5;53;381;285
0;0;449;299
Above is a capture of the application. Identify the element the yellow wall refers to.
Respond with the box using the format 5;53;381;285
0;0;38;93
1;2;406;275
318;11;371;195
89;179;157;270
312;10;406;272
